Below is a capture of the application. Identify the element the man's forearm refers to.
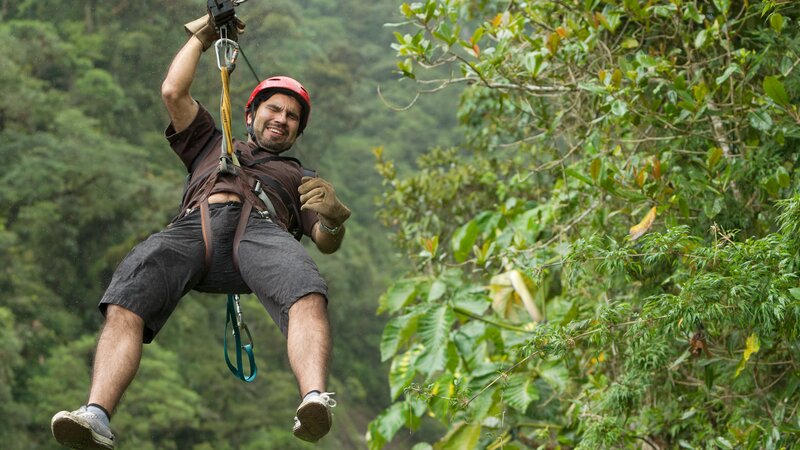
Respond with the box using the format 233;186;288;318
161;38;205;132
313;222;346;254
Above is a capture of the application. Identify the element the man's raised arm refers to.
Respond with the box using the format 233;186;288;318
161;15;218;132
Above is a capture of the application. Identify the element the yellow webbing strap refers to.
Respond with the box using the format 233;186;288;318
215;38;240;172
220;65;239;166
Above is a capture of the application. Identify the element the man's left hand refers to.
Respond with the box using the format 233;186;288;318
299;177;351;228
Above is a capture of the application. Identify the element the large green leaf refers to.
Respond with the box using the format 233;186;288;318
415;304;455;377
378;278;421;314
389;348;419;400
749;110;773;131
763;76;790;107
381;312;421;361
367;402;409;450
504;372;540;413
433;421;482;450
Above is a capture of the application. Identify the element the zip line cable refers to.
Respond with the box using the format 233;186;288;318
238;45;262;84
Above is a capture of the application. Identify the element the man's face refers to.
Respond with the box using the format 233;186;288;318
248;93;302;153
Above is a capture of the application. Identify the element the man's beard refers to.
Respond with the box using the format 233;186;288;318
255;135;293;153
254;127;295;153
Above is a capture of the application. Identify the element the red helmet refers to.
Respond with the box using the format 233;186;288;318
245;76;311;134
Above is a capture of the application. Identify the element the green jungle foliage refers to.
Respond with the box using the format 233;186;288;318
370;0;800;449
0;1;459;449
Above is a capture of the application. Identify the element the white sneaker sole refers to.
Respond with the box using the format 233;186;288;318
51;411;114;450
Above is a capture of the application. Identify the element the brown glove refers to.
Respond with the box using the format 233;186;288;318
184;14;246;51
299;177;351;228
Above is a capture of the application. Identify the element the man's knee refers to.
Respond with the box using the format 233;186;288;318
289;293;328;318
104;305;145;330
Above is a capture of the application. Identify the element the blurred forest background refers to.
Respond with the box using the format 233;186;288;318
4;1;800;450
0;0;458;449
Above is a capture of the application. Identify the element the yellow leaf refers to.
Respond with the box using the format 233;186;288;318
629;206;657;240
489;272;519;321
635;167;647;187
508;270;542;322
734;333;760;378
489;270;542;323
492;13;503;27
492;12;510;28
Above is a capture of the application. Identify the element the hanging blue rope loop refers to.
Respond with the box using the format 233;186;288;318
224;294;258;382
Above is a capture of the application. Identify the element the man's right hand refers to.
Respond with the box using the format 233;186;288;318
183;14;246;52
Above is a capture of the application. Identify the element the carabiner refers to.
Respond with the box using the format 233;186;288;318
233;294;245;328
215;38;239;71
225;294;258;382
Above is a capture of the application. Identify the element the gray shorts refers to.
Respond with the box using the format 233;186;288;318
99;202;328;343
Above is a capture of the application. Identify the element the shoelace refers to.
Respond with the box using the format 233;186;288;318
317;392;337;408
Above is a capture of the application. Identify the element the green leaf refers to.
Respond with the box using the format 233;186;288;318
777;166;791;188
428;279;447;301
452;290;490;316
748;110;773;131
611;99;628;116
763;76;790;107
716;436;734;449
705;365;716;391
694;29;708;49
424;0;437;21
770;13;785;33
504;372;540;413
451;219;479;263
707;147;724;169
367;402;409;449
590;158;601;181
378;278;420;314
789;287;800;300
471;27;484;46
427;371;457;418
712;0;730;15
566;168;594;185
537;363;569;393
560;301;580;326
715;64;740;86
433;421;482;450
381;312;420;361
389;348;418;399
416;304;455;376
621;37;638;49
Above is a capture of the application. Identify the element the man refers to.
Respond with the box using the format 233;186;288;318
50;12;349;450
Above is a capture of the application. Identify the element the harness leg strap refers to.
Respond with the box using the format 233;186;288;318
200;200;213;273
232;200;253;273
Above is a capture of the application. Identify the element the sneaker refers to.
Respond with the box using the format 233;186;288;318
51;406;115;450
292;392;337;442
